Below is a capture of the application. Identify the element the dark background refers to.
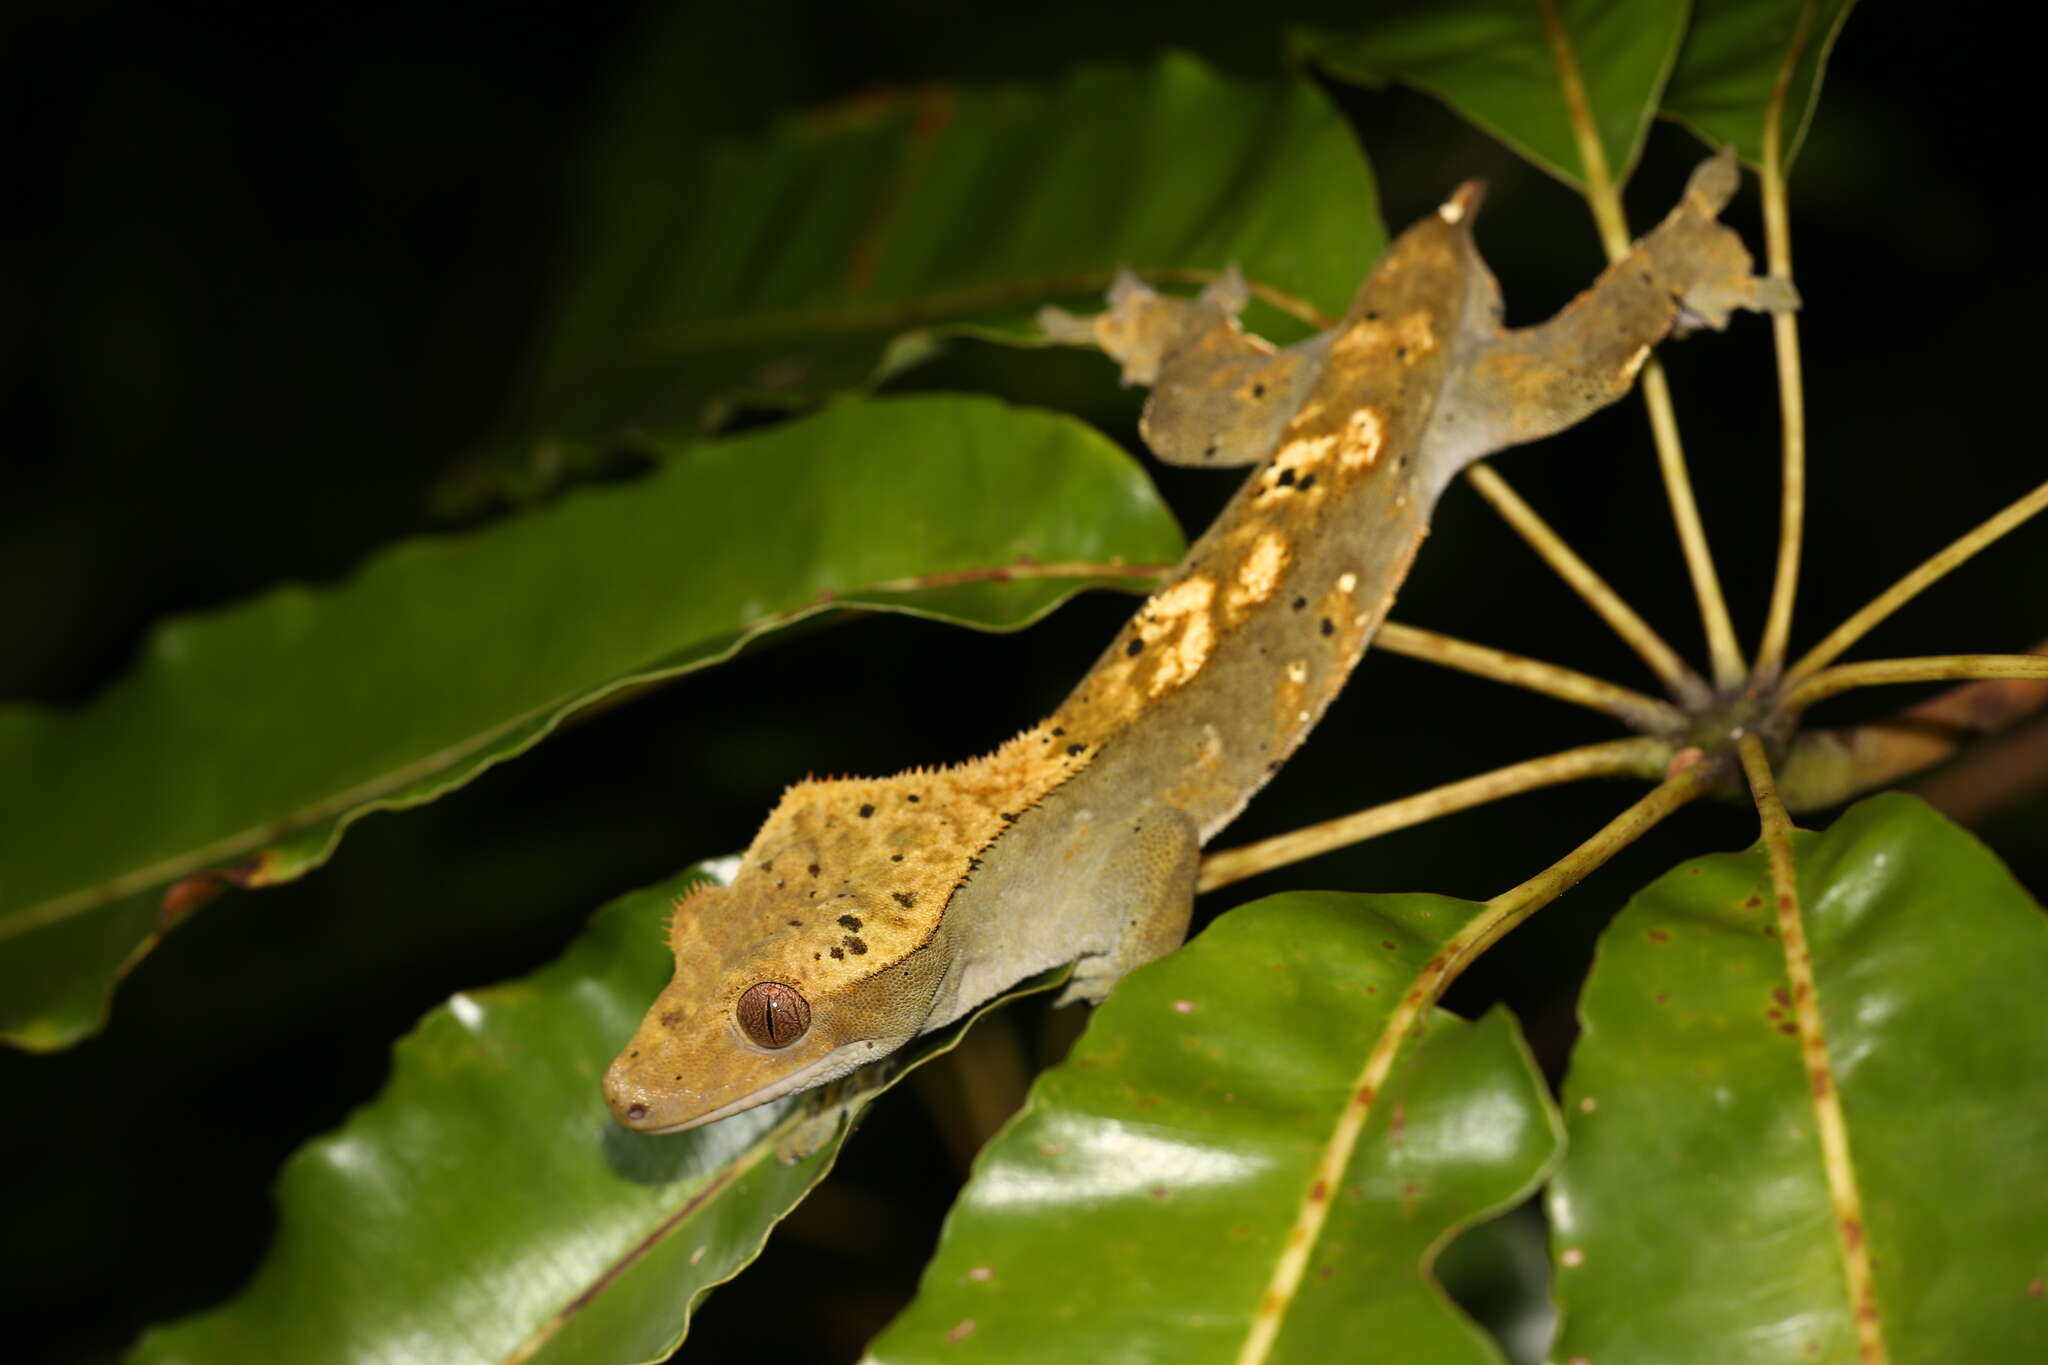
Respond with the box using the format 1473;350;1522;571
4;3;2043;1360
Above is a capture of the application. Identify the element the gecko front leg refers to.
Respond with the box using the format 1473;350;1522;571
1042;266;1333;469
1053;804;1200;1006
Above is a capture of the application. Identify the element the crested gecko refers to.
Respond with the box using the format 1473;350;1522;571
604;150;1793;1135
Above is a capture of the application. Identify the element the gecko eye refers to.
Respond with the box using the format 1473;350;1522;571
736;982;811;1049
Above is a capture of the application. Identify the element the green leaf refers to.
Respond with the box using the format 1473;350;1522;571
510;52;1382;450
866;892;1563;1363
127;858;1062;1364
1551;793;2048;1362
1663;0;1862;172
0;395;1185;1051
1293;0;1690;190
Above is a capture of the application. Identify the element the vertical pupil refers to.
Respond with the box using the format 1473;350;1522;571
740;982;809;1049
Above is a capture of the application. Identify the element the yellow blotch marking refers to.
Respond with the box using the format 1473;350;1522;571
1131;575;1218;698
1339;408;1384;470
1331;325;1388;361
1394;311;1437;359
1337;572;1358;594
1229;531;1292;613
1285;661;1308;685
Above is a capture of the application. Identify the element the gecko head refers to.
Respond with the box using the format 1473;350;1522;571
603;868;948;1134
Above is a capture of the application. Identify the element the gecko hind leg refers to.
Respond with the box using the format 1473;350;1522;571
1055;806;1200;1007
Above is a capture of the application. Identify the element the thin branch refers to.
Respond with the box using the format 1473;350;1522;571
1914;714;2048;825
1784;655;2048;714
1775;640;2048;812
1539;0;1746;690
1196;737;1671;895
1753;0;1818;679
1784;479;2048;686
1453;763;1710;975
1463;462;1712;707
1376;620;1688;732
1737;735;1889;1363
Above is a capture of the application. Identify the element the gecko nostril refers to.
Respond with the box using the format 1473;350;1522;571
627;1103;647;1121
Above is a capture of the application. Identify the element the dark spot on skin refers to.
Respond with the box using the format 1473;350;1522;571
660;1010;681;1028
845;936;869;955
890;854;903;862
630;1050;639;1058
1067;743;1085;756
1639;270;1652;285
628;1103;647;1120
1396;455;1409;468
813;952;821;960
1267;759;1282;773
908;794;920;802
1364;310;1379;321
858;803;875;818
1276;468;1296;487
787;919;802;928
1126;638;1145;657
1291;596;1307;611
760;861;773;872
1204;443;1218;459
1396;346;1408;359
838;914;864;931
830;947;844;960
1251;383;1266;398
892;892;915;908
807;863;820;877
1298;474;1315;491
1319;618;1334;637
1001;811;1019;823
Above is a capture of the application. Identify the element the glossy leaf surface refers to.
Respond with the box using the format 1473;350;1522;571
1663;0;1862;171
1552;794;2048;1362
511;52;1383;450
128;858;1061;1364
0;395;1184;1050
867;892;1563;1363
1294;0;1689;190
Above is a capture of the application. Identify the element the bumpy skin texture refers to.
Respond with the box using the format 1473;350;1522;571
603;150;1793;1135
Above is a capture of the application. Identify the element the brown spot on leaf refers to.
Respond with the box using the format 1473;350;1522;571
1648;929;1670;943
946;1319;976;1343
